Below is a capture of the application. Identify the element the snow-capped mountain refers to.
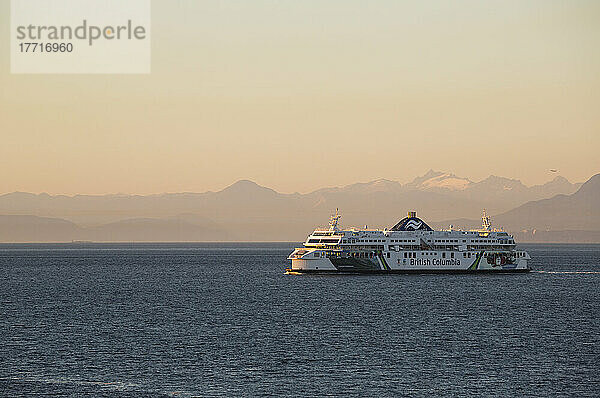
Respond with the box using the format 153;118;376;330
406;170;579;196
405;170;473;191
309;171;580;199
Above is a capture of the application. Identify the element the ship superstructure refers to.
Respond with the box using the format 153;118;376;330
287;210;530;274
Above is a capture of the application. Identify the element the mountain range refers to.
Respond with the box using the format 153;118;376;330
0;171;596;242
433;173;600;242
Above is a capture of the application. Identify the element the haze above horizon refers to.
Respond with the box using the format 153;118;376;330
1;0;599;195
0;170;590;197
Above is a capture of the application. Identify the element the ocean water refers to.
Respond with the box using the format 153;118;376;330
0;243;599;397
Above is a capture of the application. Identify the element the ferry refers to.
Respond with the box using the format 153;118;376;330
287;210;530;274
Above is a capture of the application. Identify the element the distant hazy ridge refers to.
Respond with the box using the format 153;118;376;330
0;171;598;243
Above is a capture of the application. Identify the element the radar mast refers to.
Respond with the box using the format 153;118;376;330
482;209;492;231
329;208;341;231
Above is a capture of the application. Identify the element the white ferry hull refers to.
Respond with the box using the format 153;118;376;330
287;250;529;274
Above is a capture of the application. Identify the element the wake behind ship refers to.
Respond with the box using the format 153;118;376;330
287;210;530;274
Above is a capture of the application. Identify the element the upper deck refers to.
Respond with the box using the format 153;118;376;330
303;210;516;252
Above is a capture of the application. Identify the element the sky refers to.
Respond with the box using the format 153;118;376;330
1;0;599;195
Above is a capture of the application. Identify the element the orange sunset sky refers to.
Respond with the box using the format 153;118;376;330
1;0;599;195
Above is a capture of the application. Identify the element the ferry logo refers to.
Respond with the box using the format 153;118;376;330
404;220;423;230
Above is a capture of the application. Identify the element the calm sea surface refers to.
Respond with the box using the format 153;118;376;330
0;243;599;397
